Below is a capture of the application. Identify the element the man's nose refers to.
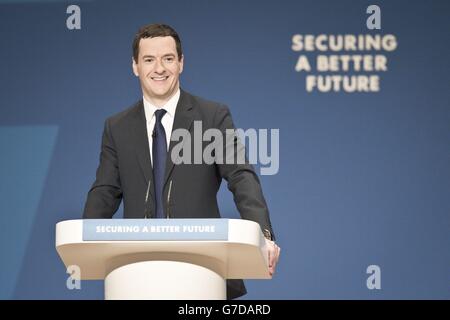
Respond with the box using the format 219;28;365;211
154;59;165;73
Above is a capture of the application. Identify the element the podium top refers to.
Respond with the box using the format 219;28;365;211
56;219;270;280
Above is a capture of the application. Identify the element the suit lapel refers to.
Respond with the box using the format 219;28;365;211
130;101;154;195
163;90;194;188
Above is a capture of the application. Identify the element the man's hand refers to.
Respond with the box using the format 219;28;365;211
265;239;281;276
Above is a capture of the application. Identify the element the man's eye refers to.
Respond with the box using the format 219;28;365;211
164;57;174;62
144;59;153;62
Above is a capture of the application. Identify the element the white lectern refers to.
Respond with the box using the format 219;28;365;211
55;219;270;300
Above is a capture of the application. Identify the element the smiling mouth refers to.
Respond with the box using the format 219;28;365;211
151;76;169;81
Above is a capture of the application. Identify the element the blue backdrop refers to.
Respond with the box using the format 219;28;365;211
0;0;449;299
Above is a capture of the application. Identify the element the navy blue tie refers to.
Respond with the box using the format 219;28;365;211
152;109;167;219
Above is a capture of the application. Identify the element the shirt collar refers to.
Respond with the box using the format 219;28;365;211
143;88;180;120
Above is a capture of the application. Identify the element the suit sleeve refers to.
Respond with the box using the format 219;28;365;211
83;119;123;218
214;105;276;240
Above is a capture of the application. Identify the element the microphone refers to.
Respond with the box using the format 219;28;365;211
166;180;172;219
144;180;151;218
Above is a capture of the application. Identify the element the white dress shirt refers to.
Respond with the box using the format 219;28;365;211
142;89;180;164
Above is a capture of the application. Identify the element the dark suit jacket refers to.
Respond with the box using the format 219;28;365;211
83;89;275;299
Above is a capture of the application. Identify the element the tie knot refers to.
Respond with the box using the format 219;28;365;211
154;109;167;123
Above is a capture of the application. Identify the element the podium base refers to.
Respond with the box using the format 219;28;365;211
104;260;226;300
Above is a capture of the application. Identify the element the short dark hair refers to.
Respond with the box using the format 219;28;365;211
132;23;183;62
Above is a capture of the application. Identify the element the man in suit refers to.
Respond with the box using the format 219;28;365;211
83;23;280;299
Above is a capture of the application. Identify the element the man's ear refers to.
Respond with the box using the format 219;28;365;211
179;54;184;74
132;57;139;77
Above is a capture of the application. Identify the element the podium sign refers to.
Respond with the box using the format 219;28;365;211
83;219;229;241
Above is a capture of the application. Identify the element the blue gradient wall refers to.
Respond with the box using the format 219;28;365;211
0;0;449;299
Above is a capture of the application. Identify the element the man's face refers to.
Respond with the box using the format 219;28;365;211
132;36;183;105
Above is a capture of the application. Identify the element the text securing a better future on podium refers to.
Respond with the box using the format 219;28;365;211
82;219;229;241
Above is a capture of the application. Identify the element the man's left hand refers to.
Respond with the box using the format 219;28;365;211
265;239;281;276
